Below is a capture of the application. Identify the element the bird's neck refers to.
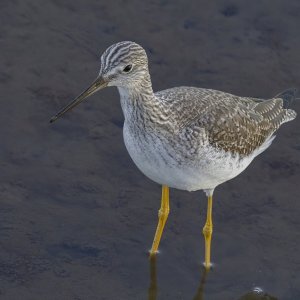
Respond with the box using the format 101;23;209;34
117;75;167;128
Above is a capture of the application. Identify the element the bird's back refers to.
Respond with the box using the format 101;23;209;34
155;87;297;157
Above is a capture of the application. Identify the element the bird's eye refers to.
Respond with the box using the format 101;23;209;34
123;65;132;73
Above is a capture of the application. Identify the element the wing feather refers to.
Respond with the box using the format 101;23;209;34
156;87;296;156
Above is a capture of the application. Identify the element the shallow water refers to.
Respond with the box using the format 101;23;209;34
0;0;300;299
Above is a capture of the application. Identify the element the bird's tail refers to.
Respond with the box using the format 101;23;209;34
274;88;298;108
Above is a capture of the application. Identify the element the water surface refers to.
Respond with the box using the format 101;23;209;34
0;0;300;299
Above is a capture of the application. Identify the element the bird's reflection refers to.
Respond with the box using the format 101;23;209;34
148;256;158;300
148;257;278;300
192;267;209;300
148;256;208;300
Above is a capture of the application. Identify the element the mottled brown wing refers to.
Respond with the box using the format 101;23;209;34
157;87;296;156
184;96;294;156
202;100;274;155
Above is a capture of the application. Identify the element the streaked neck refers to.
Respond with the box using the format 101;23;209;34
117;74;165;125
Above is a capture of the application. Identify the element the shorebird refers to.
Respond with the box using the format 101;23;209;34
50;41;297;269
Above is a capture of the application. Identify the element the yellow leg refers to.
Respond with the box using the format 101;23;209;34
150;185;170;255
203;193;213;270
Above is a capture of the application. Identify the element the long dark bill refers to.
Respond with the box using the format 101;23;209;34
50;76;107;123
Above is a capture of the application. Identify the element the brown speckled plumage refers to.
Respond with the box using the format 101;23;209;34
52;41;297;191
155;87;297;156
51;41;298;264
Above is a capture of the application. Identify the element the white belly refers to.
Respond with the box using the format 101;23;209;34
122;124;264;191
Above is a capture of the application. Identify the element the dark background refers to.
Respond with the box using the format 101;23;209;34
0;0;300;299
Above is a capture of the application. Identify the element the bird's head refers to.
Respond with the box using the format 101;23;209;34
50;41;149;123
100;41;149;89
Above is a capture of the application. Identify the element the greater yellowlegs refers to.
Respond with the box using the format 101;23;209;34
50;41;297;269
